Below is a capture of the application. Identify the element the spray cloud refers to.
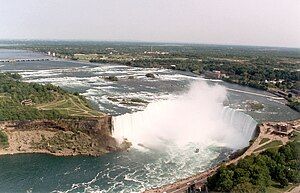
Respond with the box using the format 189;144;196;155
113;81;257;150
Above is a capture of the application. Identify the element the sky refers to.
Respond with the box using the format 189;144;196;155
0;0;299;47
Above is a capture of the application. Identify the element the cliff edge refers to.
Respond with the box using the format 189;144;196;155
0;116;131;156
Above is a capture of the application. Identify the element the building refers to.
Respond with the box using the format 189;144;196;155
204;70;225;79
272;123;293;136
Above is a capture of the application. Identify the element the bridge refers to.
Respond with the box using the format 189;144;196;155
0;58;56;63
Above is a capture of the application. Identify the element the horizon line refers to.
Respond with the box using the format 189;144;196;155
0;38;300;50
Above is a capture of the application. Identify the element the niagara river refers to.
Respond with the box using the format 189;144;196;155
0;49;299;193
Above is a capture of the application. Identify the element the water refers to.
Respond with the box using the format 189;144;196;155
0;49;299;193
112;85;258;150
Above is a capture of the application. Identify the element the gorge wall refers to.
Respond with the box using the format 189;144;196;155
0;115;126;156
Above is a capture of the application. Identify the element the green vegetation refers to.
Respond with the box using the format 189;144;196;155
259;138;271;145
33;130;107;155
107;97;148;106
266;181;299;193
1;40;299;111
0;130;8;148
291;131;300;142
255;140;283;152
0;72;102;121
36;93;103;117
288;100;300;112
207;141;300;192
247;101;264;111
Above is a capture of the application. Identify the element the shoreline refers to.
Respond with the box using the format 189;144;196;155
76;58;297;111
144;119;300;193
2;49;296;112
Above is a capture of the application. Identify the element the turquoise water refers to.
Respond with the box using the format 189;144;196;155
0;147;229;193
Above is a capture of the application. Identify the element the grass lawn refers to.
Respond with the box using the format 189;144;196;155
36;94;103;118
259;137;270;145
267;181;299;193
254;140;283;152
291;131;300;142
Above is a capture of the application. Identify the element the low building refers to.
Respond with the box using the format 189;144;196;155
204;70;225;79
272;123;293;136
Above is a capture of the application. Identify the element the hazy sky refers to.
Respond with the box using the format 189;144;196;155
0;0;299;47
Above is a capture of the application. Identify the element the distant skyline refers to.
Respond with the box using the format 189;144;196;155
0;0;299;48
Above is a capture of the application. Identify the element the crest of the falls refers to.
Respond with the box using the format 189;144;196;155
112;82;257;150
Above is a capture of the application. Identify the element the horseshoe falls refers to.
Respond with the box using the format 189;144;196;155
113;81;257;150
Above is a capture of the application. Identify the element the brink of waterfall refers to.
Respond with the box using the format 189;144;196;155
112;81;257;150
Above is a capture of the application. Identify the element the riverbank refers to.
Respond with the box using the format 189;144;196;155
83;57;299;112
0;117;131;157
144;119;300;193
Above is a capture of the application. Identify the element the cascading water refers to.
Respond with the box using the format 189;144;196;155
112;81;257;150
221;106;257;142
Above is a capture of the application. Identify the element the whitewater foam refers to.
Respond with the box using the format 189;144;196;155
113;81;257;150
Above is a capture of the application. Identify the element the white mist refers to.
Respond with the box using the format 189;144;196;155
113;81;257;150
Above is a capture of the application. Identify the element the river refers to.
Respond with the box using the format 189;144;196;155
0;49;299;193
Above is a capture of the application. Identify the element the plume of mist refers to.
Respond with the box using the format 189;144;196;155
113;81;256;150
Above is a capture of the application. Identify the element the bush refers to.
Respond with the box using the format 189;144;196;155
0;130;8;148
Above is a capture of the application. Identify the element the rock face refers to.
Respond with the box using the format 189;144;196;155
104;76;118;81
14;116;112;133
0;115;128;156
145;73;156;78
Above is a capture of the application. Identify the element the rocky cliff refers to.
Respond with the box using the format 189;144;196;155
0;115;130;156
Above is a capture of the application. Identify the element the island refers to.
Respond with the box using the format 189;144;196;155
0;72;130;156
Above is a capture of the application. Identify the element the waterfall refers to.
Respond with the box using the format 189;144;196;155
221;106;257;142
112;81;257;150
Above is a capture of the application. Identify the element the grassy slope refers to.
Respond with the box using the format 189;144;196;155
35;93;103;118
254;140;283;152
0;73;103;121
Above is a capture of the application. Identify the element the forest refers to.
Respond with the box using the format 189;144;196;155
207;141;300;193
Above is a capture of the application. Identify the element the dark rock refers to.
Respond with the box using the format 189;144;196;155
145;73;156;78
